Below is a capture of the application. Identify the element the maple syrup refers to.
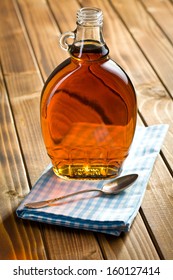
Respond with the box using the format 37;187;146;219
40;7;137;179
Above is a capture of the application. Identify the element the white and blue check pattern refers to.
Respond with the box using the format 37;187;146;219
16;125;168;236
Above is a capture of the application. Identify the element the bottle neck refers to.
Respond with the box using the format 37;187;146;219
69;25;109;61
69;8;109;61
75;24;105;43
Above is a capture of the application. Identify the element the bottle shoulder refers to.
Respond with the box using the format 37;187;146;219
43;56;130;84
41;56;136;100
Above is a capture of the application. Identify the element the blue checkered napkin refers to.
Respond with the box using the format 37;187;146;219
16;125;168;236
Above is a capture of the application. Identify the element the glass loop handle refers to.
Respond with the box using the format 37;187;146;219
59;31;75;51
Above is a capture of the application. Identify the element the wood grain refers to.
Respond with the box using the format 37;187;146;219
141;0;173;44
111;0;173;98
141;154;173;259
97;214;159;260
42;225;103;260
0;67;46;260
0;0;47;183
17;0;69;80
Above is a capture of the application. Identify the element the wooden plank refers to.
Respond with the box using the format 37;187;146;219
48;0;78;31
0;0;36;74
141;0;173;44
141;154;173;259
0;0;48;183
110;0;173;98
4;73;49;185
42;226;103;260
97;214;159;260
0;67;46;260
17;0;69;80
0;0;103;259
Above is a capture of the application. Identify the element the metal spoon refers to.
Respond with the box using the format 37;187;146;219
25;174;138;209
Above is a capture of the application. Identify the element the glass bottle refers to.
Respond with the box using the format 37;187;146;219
40;7;137;180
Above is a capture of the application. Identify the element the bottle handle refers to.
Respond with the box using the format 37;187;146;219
59;31;75;51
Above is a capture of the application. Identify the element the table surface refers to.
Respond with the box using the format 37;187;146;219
0;0;173;260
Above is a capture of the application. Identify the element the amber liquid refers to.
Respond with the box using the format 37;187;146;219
41;44;137;179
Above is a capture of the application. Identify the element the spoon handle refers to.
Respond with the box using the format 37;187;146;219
25;188;101;209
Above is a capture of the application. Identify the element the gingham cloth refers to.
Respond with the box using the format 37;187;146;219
16;125;168;236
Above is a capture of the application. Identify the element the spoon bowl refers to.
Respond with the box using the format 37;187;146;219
103;173;138;194
25;174;138;209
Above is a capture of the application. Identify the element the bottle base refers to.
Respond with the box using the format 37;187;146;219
53;164;121;180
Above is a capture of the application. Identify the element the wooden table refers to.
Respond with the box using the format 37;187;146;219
0;0;173;260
